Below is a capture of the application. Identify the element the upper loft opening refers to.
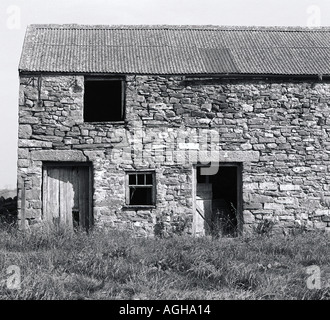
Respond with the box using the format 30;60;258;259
83;77;125;122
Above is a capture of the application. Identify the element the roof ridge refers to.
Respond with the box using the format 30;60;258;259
28;24;330;32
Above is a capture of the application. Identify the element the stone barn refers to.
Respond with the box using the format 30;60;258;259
17;24;330;236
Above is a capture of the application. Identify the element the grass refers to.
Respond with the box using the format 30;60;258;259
0;224;329;300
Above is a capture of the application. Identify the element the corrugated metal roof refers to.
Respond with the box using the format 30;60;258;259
18;24;330;75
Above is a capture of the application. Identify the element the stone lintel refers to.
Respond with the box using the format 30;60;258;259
30;150;87;162
198;151;260;162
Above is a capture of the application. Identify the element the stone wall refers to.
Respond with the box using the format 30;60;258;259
17;74;330;235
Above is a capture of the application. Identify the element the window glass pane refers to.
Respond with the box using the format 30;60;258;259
129;174;136;185
146;174;152;185
129;187;152;205
137;174;145;185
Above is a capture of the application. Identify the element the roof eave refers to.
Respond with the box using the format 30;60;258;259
17;70;330;79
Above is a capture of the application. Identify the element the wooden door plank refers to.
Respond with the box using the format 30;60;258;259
49;168;60;224
195;199;206;236
72;167;80;229
58;168;65;227
42;167;48;223
196;182;213;236
78;167;84;230
79;167;89;230
67;167;74;229
66;167;74;229
59;167;73;229
84;166;90;230
88;166;93;229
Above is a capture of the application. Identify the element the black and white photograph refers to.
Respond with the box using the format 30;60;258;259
0;0;329;308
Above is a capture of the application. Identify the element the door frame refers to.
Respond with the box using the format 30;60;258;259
192;163;243;236
42;161;93;230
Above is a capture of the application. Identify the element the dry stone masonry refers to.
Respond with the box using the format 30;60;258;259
17;74;330;235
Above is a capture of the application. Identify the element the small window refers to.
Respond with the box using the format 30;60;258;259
84;78;124;122
126;172;155;206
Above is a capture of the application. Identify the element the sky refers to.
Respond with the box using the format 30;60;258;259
0;0;330;189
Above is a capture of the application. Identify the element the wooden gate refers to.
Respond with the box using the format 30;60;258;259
42;163;92;230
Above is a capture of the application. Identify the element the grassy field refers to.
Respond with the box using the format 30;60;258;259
0;225;329;300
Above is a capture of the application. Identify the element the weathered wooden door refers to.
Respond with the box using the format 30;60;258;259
195;183;213;236
43;164;92;230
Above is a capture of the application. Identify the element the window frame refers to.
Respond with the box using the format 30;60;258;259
125;171;156;207
83;76;126;123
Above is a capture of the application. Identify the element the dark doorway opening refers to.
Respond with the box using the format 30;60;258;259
195;163;242;237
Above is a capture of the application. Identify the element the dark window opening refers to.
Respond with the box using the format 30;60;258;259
196;164;242;237
127;172;155;206
84;79;124;122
